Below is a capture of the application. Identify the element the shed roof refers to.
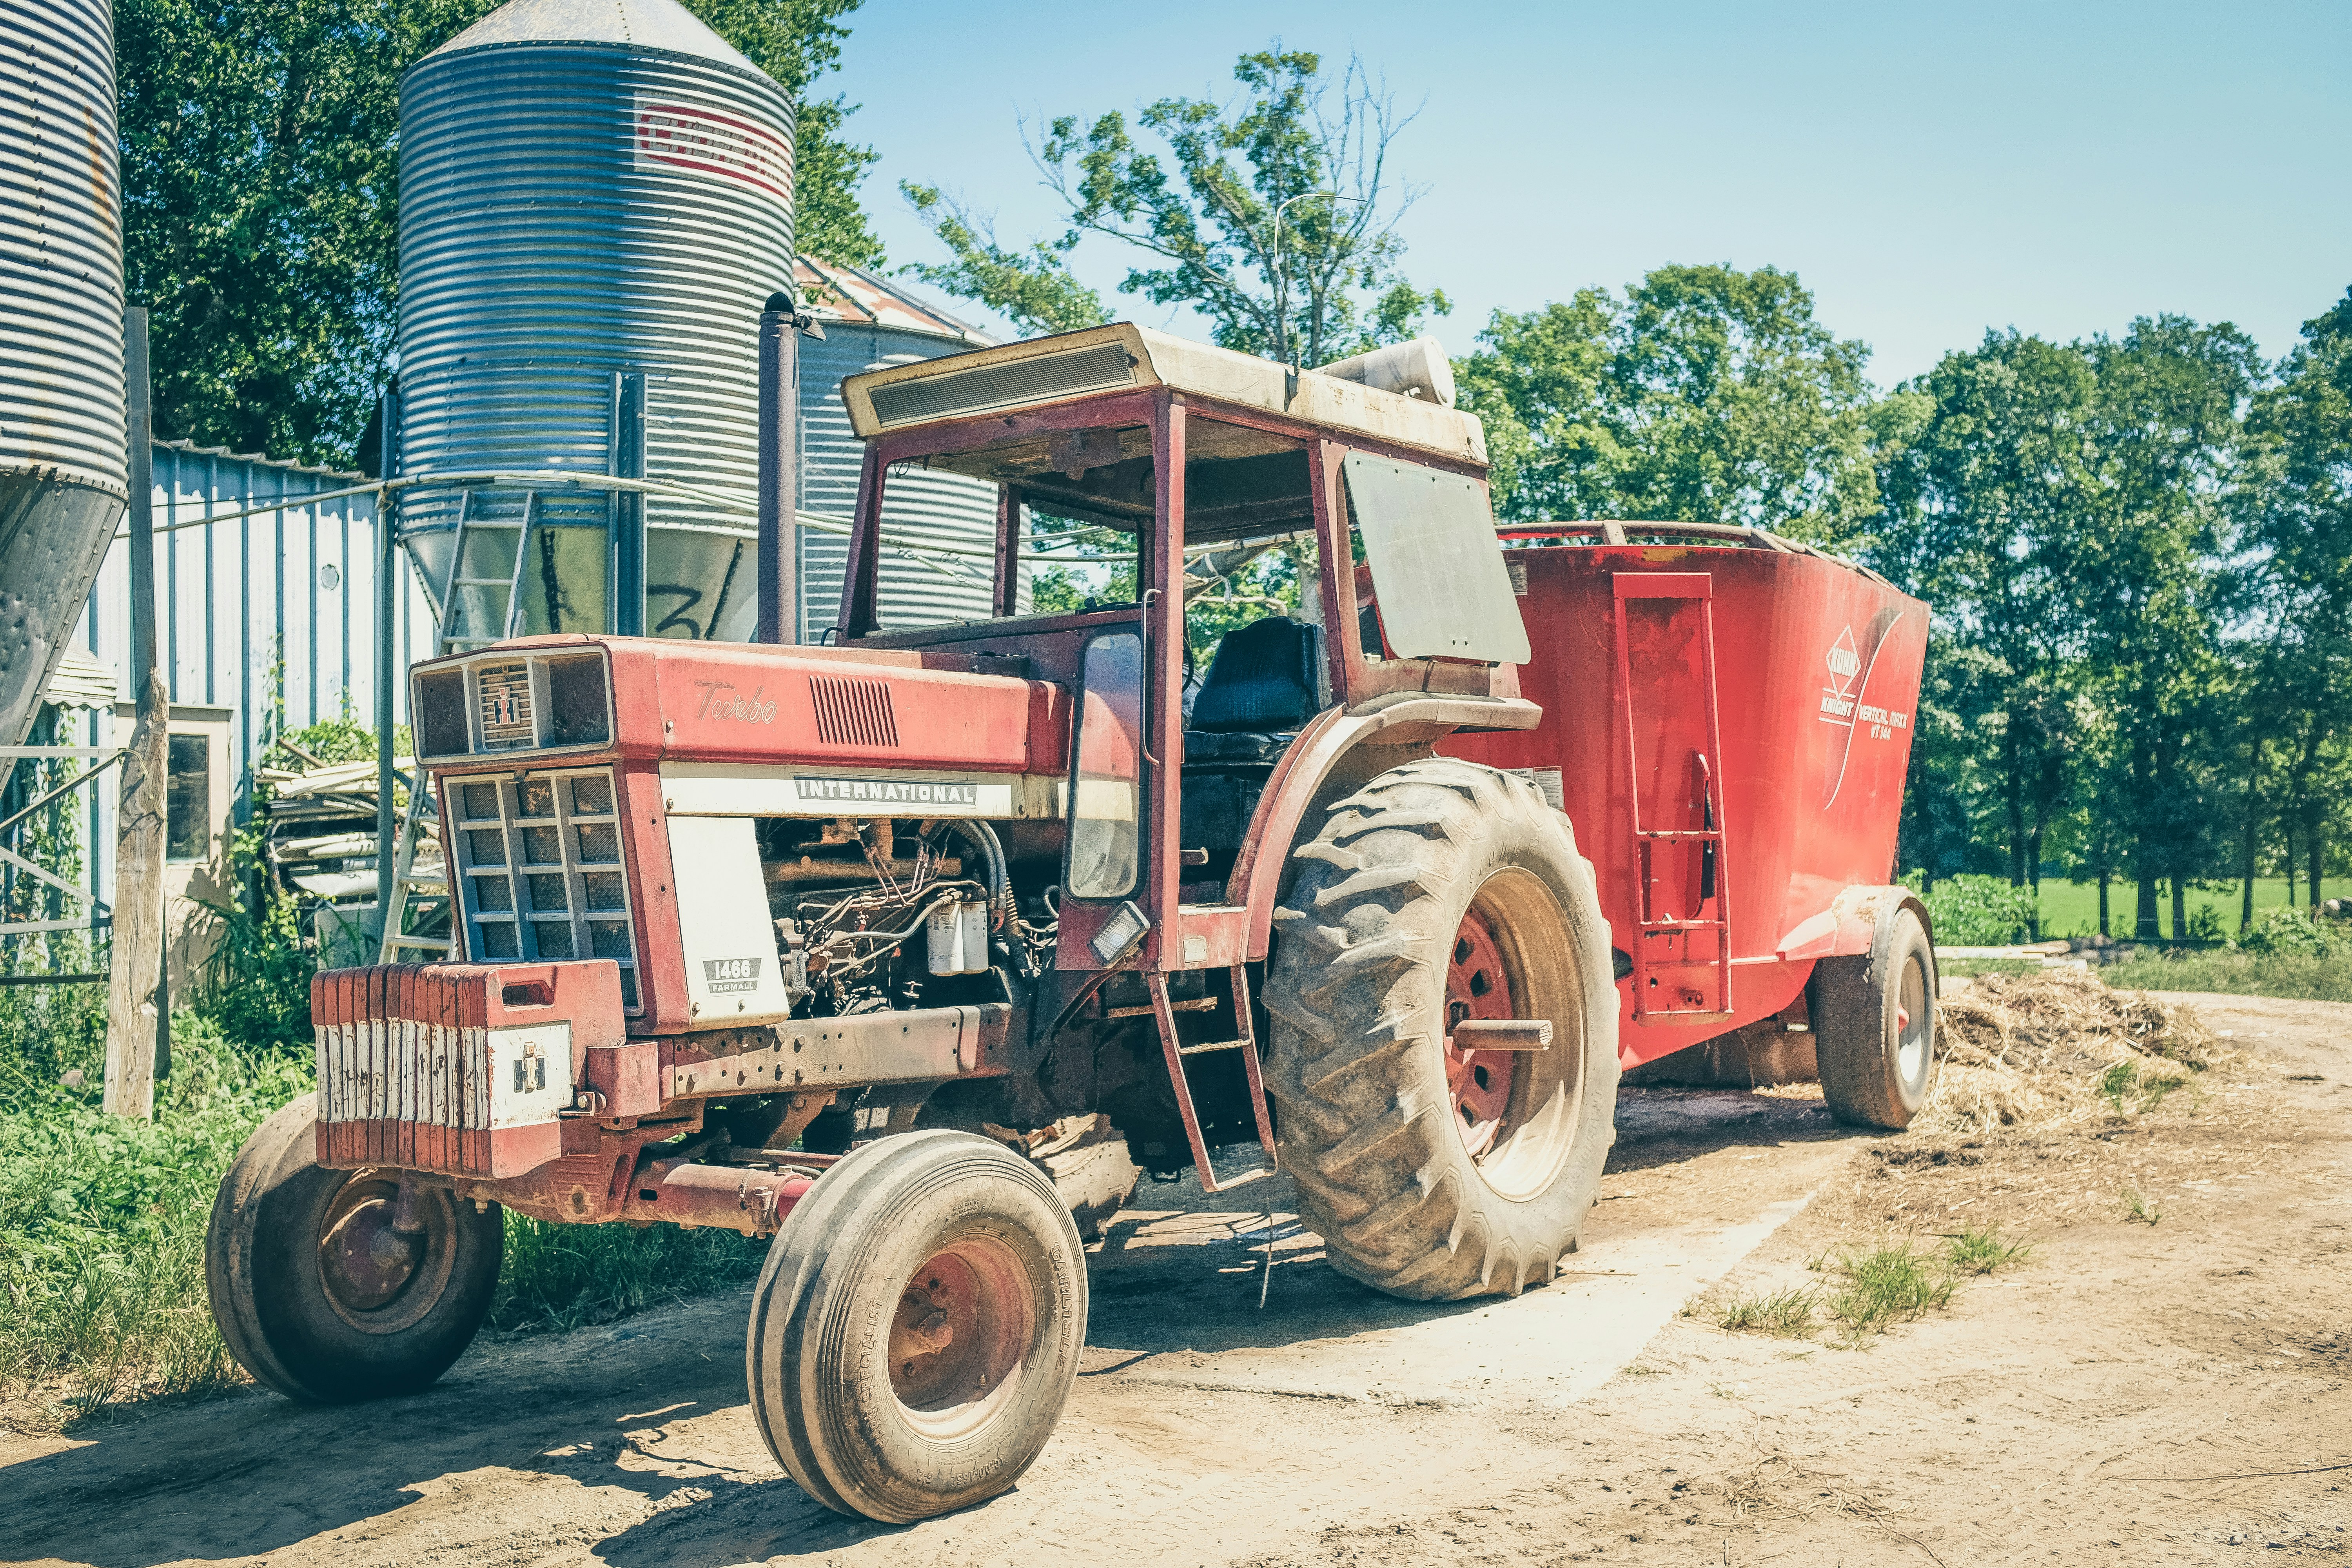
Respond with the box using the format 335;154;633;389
155;439;363;483
41;649;119;712
795;257;993;348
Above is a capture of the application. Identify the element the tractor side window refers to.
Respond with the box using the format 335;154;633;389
1341;452;1530;665
1066;629;1144;900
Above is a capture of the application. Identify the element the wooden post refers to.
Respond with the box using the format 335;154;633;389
105;307;168;1118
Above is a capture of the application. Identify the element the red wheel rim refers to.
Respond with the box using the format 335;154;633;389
1446;909;1517;1158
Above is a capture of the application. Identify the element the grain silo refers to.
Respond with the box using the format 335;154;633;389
792;258;1009;640
394;0;795;646
0;0;126;744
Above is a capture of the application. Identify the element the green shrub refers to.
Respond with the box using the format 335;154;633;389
2233;906;2339;959
1918;874;2040;946
0;1016;310;1424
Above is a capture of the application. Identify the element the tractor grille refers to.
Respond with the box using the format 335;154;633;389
809;675;898;748
446;766;640;1011
864;341;1136;429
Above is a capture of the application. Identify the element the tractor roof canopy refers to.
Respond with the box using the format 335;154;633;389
841;323;1487;470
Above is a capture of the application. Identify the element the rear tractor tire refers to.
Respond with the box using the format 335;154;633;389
1812;905;1939;1129
205;1097;505;1403
747;1130;1086;1523
1261;758;1621;1301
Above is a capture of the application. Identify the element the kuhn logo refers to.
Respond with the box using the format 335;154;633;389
1819;611;1913;808
692;681;775;724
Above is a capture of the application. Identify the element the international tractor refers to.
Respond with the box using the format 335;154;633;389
206;320;1937;1524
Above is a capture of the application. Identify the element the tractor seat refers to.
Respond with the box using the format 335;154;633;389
1184;616;1327;763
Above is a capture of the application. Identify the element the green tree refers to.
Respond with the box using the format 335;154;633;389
1873;332;2098;895
2236;287;2352;909
119;0;880;469
1456;265;1894;543
903;48;1446;364
2061;316;2261;938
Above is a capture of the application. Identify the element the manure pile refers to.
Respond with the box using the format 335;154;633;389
1921;970;2227;1134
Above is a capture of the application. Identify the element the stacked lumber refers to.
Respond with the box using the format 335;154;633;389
253;751;438;902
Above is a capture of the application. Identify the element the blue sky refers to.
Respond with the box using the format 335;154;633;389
829;0;2349;387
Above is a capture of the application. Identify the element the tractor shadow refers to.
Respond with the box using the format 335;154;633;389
1602;1084;1860;1174
0;1292;833;1568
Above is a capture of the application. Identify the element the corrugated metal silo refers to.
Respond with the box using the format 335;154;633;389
395;0;795;645
0;0;126;744
793;258;1010;641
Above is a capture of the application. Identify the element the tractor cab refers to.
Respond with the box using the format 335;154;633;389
828;322;1535;988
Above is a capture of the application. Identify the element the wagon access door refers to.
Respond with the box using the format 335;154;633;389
1612;572;1732;1025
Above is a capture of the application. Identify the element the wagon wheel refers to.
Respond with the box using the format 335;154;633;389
1813;904;1939;1128
1260;757;1622;1301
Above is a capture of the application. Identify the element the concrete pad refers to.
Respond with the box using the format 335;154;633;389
1079;1096;1840;1409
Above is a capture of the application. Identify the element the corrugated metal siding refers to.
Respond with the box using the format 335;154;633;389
395;32;794;645
58;442;436;920
0;0;125;493
796;323;1007;641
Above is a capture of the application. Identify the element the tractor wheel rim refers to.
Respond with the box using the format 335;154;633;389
1445;907;1518;1160
889;1234;1032;1442
1895;953;1931;1088
318;1174;459;1333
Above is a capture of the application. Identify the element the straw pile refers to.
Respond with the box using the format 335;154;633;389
1919;969;2227;1134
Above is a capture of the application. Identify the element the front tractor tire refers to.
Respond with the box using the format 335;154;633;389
205;1097;505;1403
1262;758;1621;1301
1812;904;1939;1129
747;1130;1086;1523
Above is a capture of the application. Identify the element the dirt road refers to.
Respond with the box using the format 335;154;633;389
5;991;2346;1567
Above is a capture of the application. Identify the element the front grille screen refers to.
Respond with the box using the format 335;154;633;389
866;342;1135;429
450;766;639;1011
477;661;534;749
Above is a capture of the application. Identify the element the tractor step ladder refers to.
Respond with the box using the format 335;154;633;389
1146;965;1278;1193
377;490;540;962
1613;572;1733;1023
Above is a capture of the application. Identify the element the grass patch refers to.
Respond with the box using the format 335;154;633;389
1711;1228;2031;1345
2122;1185;2162;1225
0;1016;307;1427
493;1218;766;1334
1933;956;2045;978
2099;1057;2189;1115
1942;1225;2033;1276
1;1016;775;1431
1820;1243;1958;1339
2102;950;2352;1004
1712;1287;1819;1338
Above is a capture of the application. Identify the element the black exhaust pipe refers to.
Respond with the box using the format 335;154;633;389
755;290;801;644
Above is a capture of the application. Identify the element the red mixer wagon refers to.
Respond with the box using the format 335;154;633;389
1443;523;1936;1100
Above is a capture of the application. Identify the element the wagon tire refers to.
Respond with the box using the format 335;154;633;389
1261;758;1621;1302
205;1096;504;1403
747;1130;1086;1523
1812;905;1939;1129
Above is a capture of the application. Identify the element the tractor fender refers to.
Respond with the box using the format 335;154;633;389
1773;884;1933;965
1230;693;1543;960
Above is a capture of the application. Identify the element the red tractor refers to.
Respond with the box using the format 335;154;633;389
207;321;1935;1524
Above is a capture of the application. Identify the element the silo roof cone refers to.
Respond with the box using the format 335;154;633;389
425;0;761;73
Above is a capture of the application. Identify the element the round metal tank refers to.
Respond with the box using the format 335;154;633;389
0;0;127;743
791;259;1007;641
395;0;794;645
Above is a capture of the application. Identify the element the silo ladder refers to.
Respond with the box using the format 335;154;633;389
377;491;544;962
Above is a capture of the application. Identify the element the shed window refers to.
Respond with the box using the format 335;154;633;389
166;735;209;862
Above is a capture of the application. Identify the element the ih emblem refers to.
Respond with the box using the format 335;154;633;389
514;1039;548;1093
